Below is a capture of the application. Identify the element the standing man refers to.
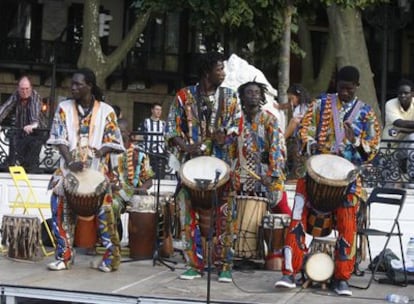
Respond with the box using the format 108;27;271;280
274;66;381;296
0;76;43;172
142;103;167;179
46;68;125;272
236;81;287;212
166;52;241;282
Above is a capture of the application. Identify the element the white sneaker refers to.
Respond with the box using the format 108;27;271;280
47;260;69;271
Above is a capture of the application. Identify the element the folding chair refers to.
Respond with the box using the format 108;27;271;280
8;165;56;256
352;187;407;289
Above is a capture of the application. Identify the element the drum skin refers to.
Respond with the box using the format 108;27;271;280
306;155;356;212
305;252;334;282
64;169;108;217
179;156;230;209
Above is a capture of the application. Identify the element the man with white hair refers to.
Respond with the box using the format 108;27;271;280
0;76;42;172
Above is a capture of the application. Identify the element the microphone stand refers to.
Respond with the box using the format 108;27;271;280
151;149;176;271
206;174;220;304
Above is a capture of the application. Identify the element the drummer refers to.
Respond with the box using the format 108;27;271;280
46;68;125;272
274;66;381;296
165;52;241;282
236;81;287;212
111;118;154;227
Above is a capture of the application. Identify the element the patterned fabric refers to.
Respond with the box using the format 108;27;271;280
111;143;154;219
0;89;41;128
236;110;286;202
166;84;241;273
47;99;124;270
282;93;380;281
142;118;166;154
282;178;359;280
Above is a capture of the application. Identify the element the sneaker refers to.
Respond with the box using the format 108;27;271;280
98;261;112;273
218;270;232;283
179;268;202;280
334;280;352;296
47;260;69;271
274;274;296;288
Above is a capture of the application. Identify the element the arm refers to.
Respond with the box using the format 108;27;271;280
0;92;18;125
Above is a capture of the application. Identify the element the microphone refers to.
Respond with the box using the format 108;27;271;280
214;169;222;185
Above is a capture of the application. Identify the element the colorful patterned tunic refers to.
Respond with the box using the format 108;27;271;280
47;99;124;271
166;84;241;273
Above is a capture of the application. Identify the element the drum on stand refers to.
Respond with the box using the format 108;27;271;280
260;213;291;270
234;196;268;260
1;214;42;261
306;155;357;212
179;156;230;210
127;195;157;259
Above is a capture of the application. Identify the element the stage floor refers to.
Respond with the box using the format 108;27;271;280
1;247;413;304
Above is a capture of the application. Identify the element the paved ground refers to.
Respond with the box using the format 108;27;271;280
1;247;413;304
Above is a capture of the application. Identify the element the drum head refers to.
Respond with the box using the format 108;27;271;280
64;168;106;195
305;252;334;282
306;155;356;186
179;156;230;190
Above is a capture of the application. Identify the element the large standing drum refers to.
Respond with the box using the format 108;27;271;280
260;214;291;270
306;155;357;212
1;214;42;260
64;168;108;216
179;156;230;210
127;195;157;259
234;196;268;259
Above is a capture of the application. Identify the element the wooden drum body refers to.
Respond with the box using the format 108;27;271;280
64;168;108;217
234;196;268;259
1;214;41;260
127;195;157;259
179;156;230;210
306;155;356;212
260;214;291;270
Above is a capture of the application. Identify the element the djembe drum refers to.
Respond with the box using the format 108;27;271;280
306;154;357;212
1;214;42;261
179;156;230;210
127;194;157;259
64;168;108;217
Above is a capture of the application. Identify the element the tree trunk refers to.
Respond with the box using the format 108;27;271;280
277;2;295;105
77;0;151;88
298;17;336;97
326;4;381;121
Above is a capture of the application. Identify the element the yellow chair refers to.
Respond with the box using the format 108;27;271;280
8;165;56;256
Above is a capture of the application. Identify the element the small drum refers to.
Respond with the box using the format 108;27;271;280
306;155;357;212
234;196;268;259
305;252;334;283
260;214;291;270
127;195;157;259
179;156;230;209
1;214;41;260
304;237;336;286
64;168;108;217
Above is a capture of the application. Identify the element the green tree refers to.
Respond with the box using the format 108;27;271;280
77;0;151;86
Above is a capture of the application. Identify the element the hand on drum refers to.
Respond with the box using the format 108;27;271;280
344;121;356;144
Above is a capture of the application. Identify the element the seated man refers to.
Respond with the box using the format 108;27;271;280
381;79;414;185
